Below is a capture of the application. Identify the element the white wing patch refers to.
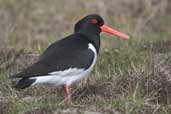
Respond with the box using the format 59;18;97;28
49;68;84;76
31;43;97;86
87;43;97;71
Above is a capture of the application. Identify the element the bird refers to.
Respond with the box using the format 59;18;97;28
10;14;129;103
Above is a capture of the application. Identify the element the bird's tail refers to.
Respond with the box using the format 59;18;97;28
12;78;36;90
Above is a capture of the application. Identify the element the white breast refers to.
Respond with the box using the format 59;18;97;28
31;43;97;86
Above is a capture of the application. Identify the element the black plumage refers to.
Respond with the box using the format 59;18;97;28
11;33;95;78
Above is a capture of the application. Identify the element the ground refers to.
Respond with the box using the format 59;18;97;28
0;0;171;114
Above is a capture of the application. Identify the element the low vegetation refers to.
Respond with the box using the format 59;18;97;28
0;0;171;114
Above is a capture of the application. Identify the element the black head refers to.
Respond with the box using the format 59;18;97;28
74;14;104;35
74;14;129;54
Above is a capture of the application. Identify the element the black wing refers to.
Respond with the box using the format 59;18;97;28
11;33;95;78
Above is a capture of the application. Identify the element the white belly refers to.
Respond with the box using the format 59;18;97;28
31;68;91;86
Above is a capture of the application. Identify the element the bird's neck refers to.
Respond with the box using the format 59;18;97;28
77;31;100;54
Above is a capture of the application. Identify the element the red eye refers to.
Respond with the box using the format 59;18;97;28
91;19;98;24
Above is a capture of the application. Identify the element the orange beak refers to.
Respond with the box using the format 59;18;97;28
100;25;129;39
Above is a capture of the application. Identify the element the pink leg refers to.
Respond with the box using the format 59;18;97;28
64;85;71;103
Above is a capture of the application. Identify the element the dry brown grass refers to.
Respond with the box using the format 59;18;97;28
0;0;171;114
0;0;170;49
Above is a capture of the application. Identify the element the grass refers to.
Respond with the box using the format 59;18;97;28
0;0;171;114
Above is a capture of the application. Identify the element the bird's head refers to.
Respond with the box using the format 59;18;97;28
74;14;129;39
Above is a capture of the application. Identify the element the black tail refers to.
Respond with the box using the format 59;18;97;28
13;78;36;90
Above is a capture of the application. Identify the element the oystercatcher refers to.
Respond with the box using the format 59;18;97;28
10;14;129;103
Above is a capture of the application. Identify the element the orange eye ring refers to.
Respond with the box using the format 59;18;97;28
91;19;98;24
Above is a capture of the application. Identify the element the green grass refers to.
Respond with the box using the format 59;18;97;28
1;36;171;113
2;35;171;114
0;0;171;114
